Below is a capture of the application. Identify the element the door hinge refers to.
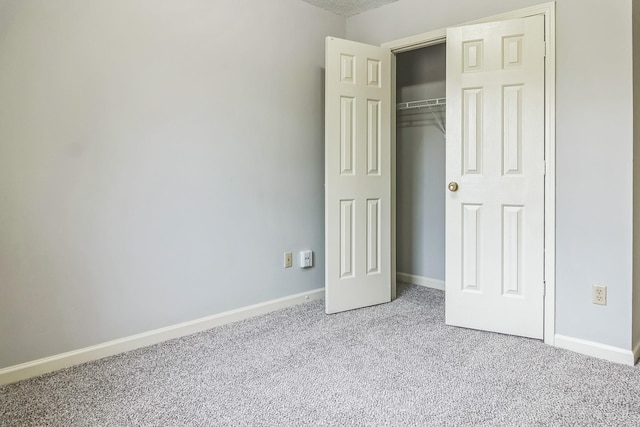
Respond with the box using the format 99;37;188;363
543;41;547;58
543;281;546;296
543;160;547;176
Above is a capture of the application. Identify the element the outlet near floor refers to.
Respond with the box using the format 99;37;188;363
284;252;292;268
593;285;607;305
299;250;313;268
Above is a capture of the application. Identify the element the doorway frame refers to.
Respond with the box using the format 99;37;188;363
382;2;556;345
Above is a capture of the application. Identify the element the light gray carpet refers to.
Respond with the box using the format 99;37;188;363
2;283;640;426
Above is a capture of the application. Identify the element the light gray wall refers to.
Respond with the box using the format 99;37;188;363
0;0;345;368
347;0;546;46
554;0;633;352
396;45;446;281
348;0;635;350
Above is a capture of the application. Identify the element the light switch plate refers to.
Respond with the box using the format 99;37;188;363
284;252;292;268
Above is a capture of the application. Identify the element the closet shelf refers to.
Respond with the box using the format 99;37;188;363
397;97;446;111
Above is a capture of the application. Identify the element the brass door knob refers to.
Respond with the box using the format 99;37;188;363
448;182;459;192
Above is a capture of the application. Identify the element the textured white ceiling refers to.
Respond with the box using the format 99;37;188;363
300;0;398;17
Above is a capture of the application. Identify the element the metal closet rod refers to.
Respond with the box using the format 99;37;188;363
396;97;446;111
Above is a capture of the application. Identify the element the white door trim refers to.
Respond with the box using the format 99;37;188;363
382;1;556;345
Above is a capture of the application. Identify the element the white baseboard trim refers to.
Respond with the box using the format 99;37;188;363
0;287;325;386
397;272;445;291
554;334;636;366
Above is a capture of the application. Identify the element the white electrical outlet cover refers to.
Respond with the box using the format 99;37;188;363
300;250;313;268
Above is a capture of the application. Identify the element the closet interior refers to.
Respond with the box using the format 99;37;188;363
396;43;446;284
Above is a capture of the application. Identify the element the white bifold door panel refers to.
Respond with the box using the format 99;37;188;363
325;37;392;314
445;16;546;338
